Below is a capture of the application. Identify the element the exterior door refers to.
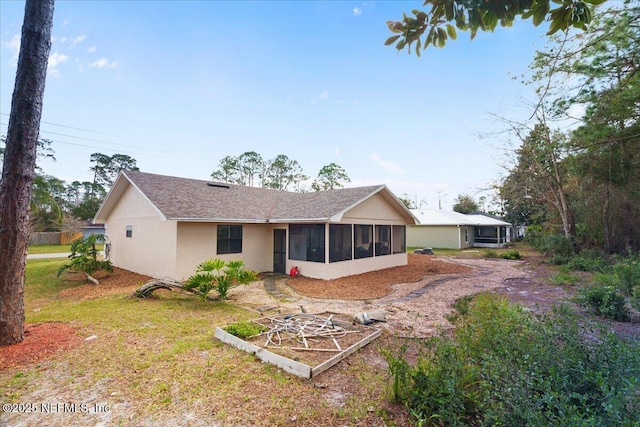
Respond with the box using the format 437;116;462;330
273;229;286;274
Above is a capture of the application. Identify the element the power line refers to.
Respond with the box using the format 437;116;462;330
0;114;211;162
0;119;211;164
0;112;157;145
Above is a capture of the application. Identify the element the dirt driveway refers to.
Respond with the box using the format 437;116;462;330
229;255;531;338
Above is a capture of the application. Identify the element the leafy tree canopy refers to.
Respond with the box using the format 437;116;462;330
89;152;139;189
386;0;607;55
311;163;351;191
453;193;480;213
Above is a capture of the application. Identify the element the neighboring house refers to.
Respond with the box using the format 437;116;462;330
80;220;106;239
94;171;416;280
407;209;511;249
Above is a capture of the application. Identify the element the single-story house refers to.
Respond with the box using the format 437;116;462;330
94;171;417;280
407;209;512;249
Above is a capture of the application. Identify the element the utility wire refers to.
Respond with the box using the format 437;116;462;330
0;119;210;164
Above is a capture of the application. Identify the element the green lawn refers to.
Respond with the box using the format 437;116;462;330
27;243;105;254
1;259;393;426
409;241;537;258
27;244;72;254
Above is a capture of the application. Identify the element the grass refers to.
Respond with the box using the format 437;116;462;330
2;259;394;426
27;243;105;254
548;266;580;286
27;244;72;254
409;242;537;258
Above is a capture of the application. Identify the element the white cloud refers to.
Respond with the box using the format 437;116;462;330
2;33;21;53
353;3;369;16
370;153;404;174
72;35;86;46
87;46;97;53
89;58;116;68
310;91;329;105
48;52;69;76
334;146;341;156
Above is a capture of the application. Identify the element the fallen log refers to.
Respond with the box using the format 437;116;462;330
130;279;203;299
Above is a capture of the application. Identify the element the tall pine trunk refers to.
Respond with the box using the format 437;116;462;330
0;0;55;346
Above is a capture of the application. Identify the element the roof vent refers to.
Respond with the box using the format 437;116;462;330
207;182;230;189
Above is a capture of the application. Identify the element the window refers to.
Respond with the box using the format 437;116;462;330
375;225;391;256
126;225;133;238
217;225;242;254
289;224;325;263
392;225;406;254
329;224;352;263
354;224;373;259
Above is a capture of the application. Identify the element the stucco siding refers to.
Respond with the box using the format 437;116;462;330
342;193;405;224
407;225;468;249
174;223;273;280
105;185;177;278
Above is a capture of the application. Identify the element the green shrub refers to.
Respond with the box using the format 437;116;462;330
549;270;579;286
611;257;640;296
578;285;630;321
632;287;640;312
385;294;640;426
500;249;521;260
548;254;570;265
567;255;609;272
483;249;498;258
453;295;474;317
223;322;266;339
528;233;574;257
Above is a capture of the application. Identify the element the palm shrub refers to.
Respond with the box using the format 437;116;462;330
57;234;113;284
184;258;257;300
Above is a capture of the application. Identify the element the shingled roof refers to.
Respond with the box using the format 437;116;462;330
95;171;415;224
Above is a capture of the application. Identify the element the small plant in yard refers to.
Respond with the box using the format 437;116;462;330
578;284;630;321
57;234;113;284
223;322;267;339
549;266;579;286
381;340;411;402
184;258;257;300
483;249;498;258
500;249;521;260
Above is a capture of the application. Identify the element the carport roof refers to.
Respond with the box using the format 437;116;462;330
410;209;510;226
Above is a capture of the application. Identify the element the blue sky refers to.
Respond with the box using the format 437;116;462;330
1;1;548;210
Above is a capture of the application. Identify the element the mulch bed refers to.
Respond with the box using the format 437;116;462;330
58;267;153;300
287;253;471;300
0;323;82;370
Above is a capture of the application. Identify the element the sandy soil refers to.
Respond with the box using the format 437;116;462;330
229;254;529;338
